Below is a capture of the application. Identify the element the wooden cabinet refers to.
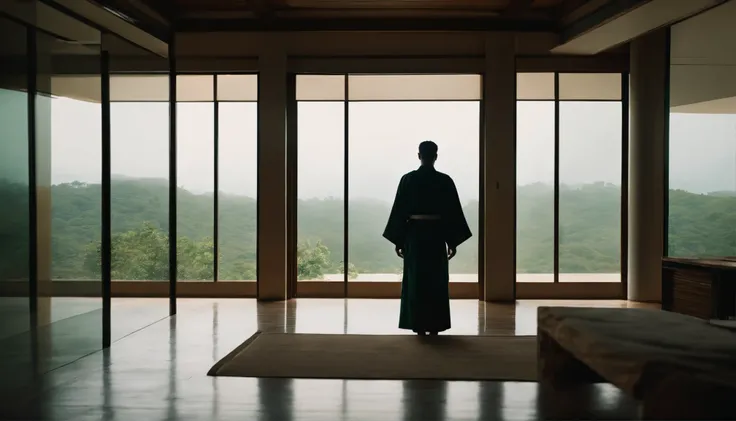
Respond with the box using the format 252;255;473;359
662;258;736;320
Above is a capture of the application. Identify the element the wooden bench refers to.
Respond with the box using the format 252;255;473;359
537;307;736;420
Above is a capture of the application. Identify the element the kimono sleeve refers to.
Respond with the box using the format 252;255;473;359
444;177;472;248
382;174;410;247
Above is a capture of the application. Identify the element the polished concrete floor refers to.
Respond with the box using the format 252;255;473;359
0;299;652;420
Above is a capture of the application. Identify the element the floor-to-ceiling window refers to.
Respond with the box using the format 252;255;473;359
106;35;170;339
295;73;481;297
107;72;257;291
177;75;216;282
558;73;623;282
37;15;104;362
176;73;259;285
216;75;258;282
177;74;260;284
516;73;555;283
668;1;736;257
348;75;480;286
296;75;345;286
109;74;169;285
0;17;31;340
516;72;624;287
0;10;262;357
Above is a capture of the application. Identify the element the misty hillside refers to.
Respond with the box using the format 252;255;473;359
3;177;735;280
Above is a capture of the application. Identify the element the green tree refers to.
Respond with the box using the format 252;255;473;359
296;240;331;280
85;222;215;280
176;235;215;280
338;261;359;280
219;261;257;281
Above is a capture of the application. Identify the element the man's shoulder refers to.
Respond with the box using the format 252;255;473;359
434;170;455;183
401;170;419;179
402;168;454;184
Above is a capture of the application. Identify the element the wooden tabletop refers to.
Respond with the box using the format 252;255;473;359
663;257;736;271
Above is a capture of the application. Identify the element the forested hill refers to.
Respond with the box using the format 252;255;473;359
15;178;736;280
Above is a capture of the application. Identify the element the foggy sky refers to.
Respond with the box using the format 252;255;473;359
46;97;736;202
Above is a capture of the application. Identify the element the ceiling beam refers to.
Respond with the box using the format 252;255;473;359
502;0;534;18
124;0;171;24
176;9;511;19
252;0;277;19
47;0;169;56
1;0;101;44
557;0;611;25
90;0;171;38
174;16;557;32
553;0;727;55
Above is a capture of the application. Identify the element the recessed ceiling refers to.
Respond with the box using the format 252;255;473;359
94;0;613;32
152;0;564;18
669;0;736;114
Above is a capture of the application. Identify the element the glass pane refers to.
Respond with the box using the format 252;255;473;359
297;102;344;282
177;75;214;102
516;101;554;282
348;101;479;283
668;113;736;256
559;102;622;282
39;25;103;363
0;16;30;340
517;73;555;100
107;34;170;341
218;102;258;281
50;98;101;281
348;74;482;101
217;74;258;101
110;101;171;331
296;75;345;101
669;1;736;257
558;73;622;100
177;102;215;281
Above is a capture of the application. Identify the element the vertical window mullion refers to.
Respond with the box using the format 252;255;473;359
168;40;177;315
553;72;560;283
213;75;219;283
343;75;349;298
621;72;630;298
101;49;111;347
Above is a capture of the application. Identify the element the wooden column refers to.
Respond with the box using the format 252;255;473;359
257;45;288;301
483;33;517;302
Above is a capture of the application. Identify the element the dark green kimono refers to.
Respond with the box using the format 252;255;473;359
383;166;472;333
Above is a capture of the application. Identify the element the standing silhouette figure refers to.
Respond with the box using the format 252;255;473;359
382;141;472;335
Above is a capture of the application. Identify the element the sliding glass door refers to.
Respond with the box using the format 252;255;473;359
515;72;626;297
295;74;481;298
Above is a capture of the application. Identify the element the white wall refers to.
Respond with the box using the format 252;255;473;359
670;0;736;113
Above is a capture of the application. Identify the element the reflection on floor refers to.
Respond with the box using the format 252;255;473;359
0;298;654;420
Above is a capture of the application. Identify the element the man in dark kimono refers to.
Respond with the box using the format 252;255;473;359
382;141;472;336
